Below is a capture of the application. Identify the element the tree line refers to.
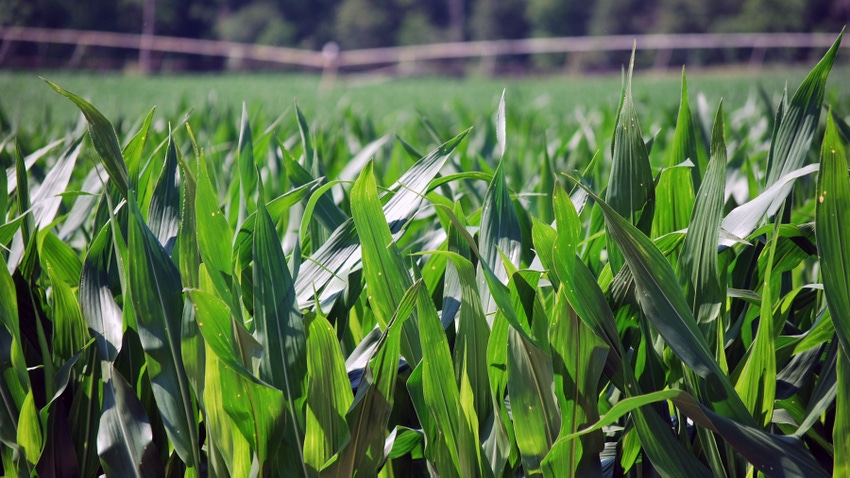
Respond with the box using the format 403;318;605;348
2;0;848;69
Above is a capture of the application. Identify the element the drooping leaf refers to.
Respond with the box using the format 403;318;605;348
765;30;842;201
43;79;130;198
570;178;755;426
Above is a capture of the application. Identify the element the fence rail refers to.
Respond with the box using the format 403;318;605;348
0;26;845;73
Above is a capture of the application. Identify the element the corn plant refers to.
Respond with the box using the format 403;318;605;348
1;31;849;477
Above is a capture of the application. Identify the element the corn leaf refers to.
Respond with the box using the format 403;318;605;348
605;45;655;273
295;129;468;309
679;102;727;331
252;174;309;474
191;289;285;473
765;30;842;197
478;154;521;322
836;349;850;475
571;179;755;426
97;365;162;477
147;130;181;253
816;112;850;358
653;70;697;238
127;191;201;470
43;79;130;199
543;288;607;477
304;310;353;474
322;281;419;477
79;225;123;362
351;160;421;364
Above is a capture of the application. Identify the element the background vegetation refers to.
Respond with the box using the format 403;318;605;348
3;0;850;70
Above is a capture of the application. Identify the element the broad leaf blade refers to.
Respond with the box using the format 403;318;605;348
97;366;161;477
765;30;842;192
304;311;353;473
351;160;421;364
571;179;755;426
605;46;655;273
680;103;727;331
42;79;130;198
127;191;200;470
816;112;850;356
253;175;309;474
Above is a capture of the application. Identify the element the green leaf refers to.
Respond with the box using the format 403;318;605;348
304;310;353;474
351;160;421;365
284;150;347;232
734;210;781;426
79;225;123;362
816;112;850;357
195;149;237;308
416;282;462;476
543;289;607;477
295;129;468;309
46;262;89;365
191;289;285;474
765;30;842;194
202;351;253;478
176;135;205;396
127;190;201;470
478;159;521;320
570;178;755;426
147;130;181;253
253;174;309;475
0;259;26;452
605;46;655;273
507;326;560;475
557;388;828;477
39;231;83;286
652;71;697;239
323;281;419;477
238;103;257;216
97;366;162;477
42;79;130;198
123;107;156;189
679;102;727;331
836;349;850;475
16;390;41;472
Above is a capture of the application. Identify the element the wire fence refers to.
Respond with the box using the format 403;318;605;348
0;26;846;74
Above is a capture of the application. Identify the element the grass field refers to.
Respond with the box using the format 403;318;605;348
3;66;850;132
3;40;850;477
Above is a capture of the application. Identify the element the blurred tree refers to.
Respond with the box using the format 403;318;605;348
334;0;395;48
713;0;808;32
526;0;592;37
470;0;528;40
589;0;659;35
214;1;295;46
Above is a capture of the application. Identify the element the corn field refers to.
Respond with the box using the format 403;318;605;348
1;32;849;477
